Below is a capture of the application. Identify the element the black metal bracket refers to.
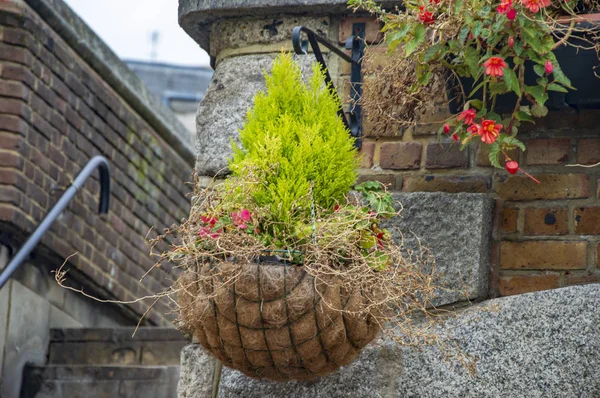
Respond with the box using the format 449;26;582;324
0;156;110;290
292;25;365;148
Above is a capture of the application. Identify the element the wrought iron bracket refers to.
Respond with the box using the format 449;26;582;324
292;25;365;148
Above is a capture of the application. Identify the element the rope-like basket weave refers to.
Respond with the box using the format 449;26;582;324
177;259;380;381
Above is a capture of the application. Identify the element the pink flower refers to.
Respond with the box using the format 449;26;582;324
451;133;460;141
521;0;551;13
479;120;502;144
443;124;451;134
507;8;517;20
467;124;481;134
496;0;513;14
508;36;515;48
200;215;217;226
458;108;477;125
199;226;220;239
545;60;553;74
483;57;508;77
232;209;251;229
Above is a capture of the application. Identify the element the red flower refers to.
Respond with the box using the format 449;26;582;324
479;120;502;144
443;124;451;134
521;0;551;12
496;0;513;14
508;36;515;48
467;124;481;134
451;133;460;141
458;108;477;125
232;209;251;229
200;215;217;226
418;6;435;25
544;60;554;74
483;57;507;77
507;8;517;20
334;204;340;211
506;160;519;174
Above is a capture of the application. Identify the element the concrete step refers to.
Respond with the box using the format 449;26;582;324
47;328;187;366
21;365;179;398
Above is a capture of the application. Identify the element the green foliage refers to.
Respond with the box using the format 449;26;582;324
227;53;358;229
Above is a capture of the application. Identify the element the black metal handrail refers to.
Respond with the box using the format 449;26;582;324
292;25;365;148
0;156;110;289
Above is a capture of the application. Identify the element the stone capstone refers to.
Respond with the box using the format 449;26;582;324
176;284;600;397
177;345;216;398
384;192;494;305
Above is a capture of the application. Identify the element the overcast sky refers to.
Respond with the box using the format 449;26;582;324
64;0;211;67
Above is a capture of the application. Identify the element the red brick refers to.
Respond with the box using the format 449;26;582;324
502;207;518;233
525;138;570;165
500;241;586;270
499;273;560;296
577;138;600;165
574;207;600;234
338;16;383;44
524;208;568;235
359;141;375;169
425;143;468;169
0;132;22;151
1;64;35;88
0;97;26;116
0;43;31;65
380;142;422;170
566;271;600;286
0;80;28;100
402;175;489;193
494;174;588;201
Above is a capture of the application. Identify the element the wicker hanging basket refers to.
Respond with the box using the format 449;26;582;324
177;258;380;381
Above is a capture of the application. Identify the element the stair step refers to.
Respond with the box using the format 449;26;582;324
48;328;187;366
21;365;179;398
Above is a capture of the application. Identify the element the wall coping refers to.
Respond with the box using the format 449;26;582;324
178;0;401;56
24;0;196;166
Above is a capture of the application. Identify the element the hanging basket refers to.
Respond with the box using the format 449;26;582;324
177;257;380;381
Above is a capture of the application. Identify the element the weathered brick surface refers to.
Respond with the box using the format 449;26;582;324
0;6;192;325
425;143;469;169
359;140;375;169
401;175;489;193
574;207;600;235
525;138;571;165
379;142;422;170
577;138;600;165
494;174;589;201
524;207;568;235
499;273;560;296
500;241;587;270
502;208;518;234
338;16;382;45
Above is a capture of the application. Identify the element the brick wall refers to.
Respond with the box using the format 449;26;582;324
339;16;600;298
0;2;192;325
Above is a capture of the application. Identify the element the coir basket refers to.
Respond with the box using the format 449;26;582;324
177;257;380;381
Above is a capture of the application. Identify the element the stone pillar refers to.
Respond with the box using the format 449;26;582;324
178;0;380;178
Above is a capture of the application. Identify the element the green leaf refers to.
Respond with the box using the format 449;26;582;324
487;111;502;123
472;21;483;38
531;103;548;118
547;83;569;93
516;111;534;122
459;26;470;45
503;67;521;97
423;42;444;62
488;143;502;169
513;57;524;66
524;85;548;105
468;99;483;110
481;28;491;39
500;135;526;151
405;24;425;56
533;64;546;77
490;81;507;96
465;46;480;78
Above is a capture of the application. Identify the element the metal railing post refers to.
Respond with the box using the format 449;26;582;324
0;156;110;289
